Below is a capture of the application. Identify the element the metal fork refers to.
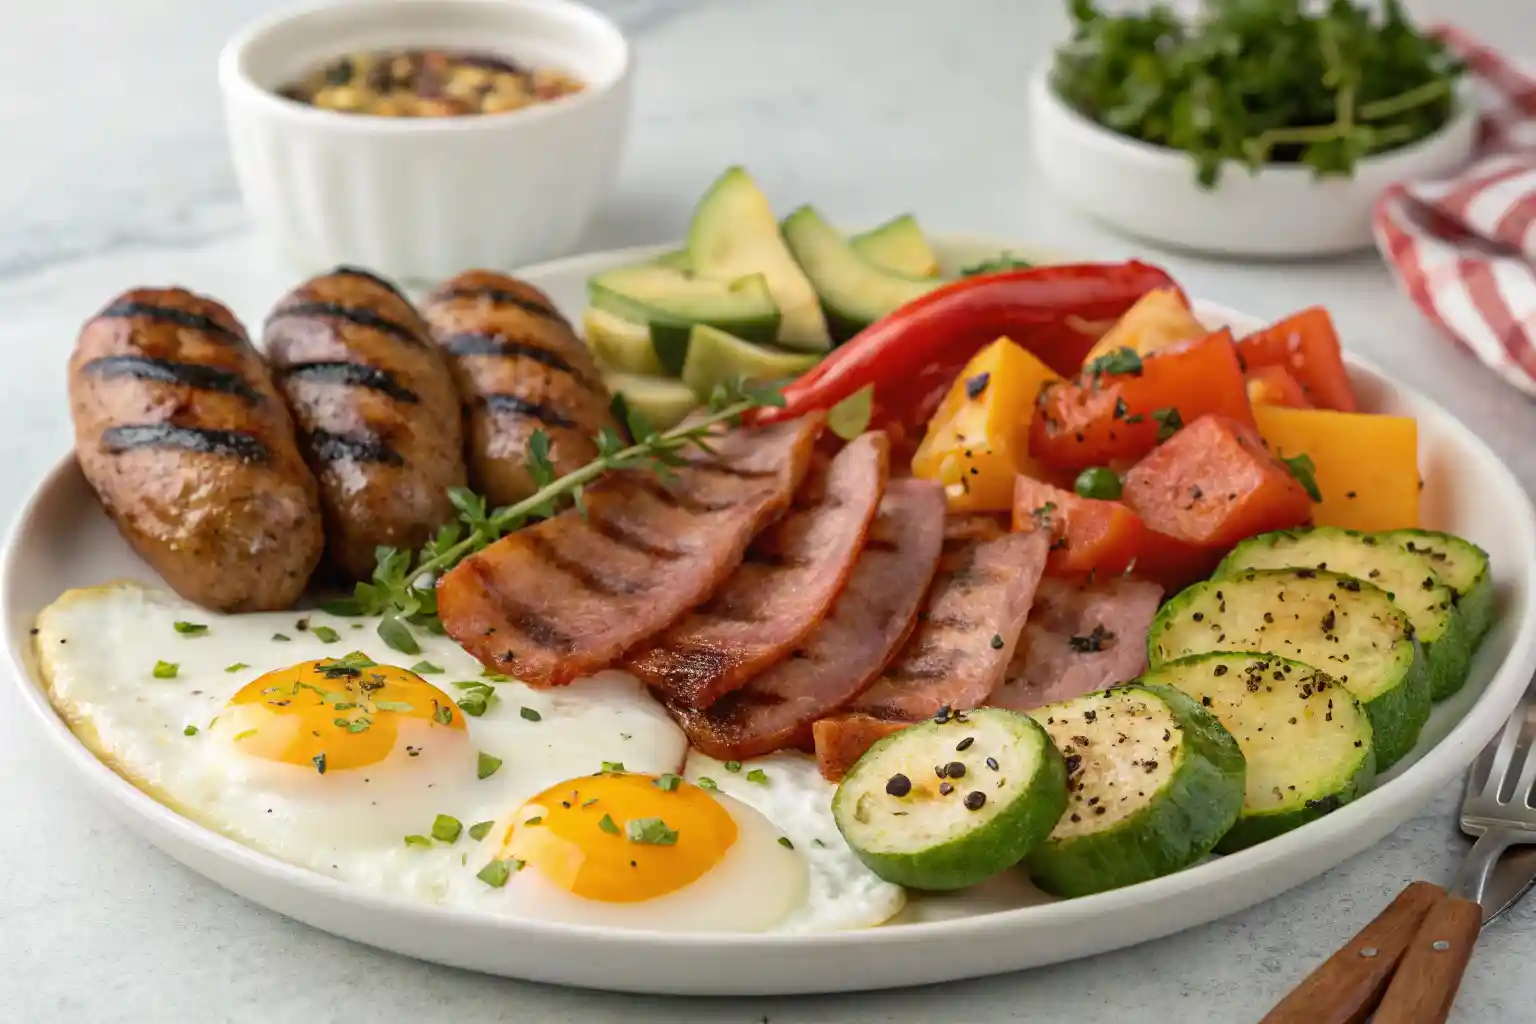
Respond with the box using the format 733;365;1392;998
1264;680;1536;1024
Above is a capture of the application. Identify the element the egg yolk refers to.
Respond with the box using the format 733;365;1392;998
496;772;738;903
220;655;466;772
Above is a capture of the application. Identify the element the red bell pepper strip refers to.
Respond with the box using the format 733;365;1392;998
755;261;1185;432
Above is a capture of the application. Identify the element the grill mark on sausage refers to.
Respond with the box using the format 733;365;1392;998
307;429;404;466
586;508;687;560
469;560;576;655
329;265;411;303
691;593;764;623
633;477;741;515
437;331;585;378
268;302;427;348
432;286;566;323
95;302;246;345
276;362;420;403
100;424;268;462
522;532;645;597
479;393;578;430
81;355;261;403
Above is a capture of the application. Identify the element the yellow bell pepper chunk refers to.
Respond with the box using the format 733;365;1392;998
1081;288;1205;367
1254;404;1419;531
912;337;1060;511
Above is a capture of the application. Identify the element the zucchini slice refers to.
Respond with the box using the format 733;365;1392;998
1149;568;1430;771
1380;529;1495;648
831;708;1067;891
1216;528;1469;702
1141;652;1375;852
582;308;666;376
1025;684;1245;898
587;265;780;375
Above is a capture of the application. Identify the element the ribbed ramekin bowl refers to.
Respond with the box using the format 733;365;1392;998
219;0;632;282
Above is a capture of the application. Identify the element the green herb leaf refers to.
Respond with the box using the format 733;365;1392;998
960;253;1033;276
152;660;178;679
1281;452;1324;502
598;813;621;835
173;621;208;636
519;706;542;722
477;857;520;887
434;704;454;726
225;662;250;673
697;777;718;791
404;834;433;849
601;761;626;774
826;384;874;441
777;836;795;850
373;700;414;713
320;596;365;616
1152;407;1184;442
183;724;199;736
456;691;491;717
653;773;682;792
626;817;679;846
410;661;444;675
724;760;742;773
377;616;419;655
272;633;291;642
1084;347;1143;378
746;768;769;785
432;814;463;843
468;820;495;841
477;752;502;780
312;753;327;775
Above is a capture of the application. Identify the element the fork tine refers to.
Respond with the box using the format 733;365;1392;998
1476;708;1528;800
1504;715;1536;804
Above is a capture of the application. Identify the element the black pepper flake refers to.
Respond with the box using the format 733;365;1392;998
1093;806;1107;816
963;791;987;811
885;773;912;797
990;633;1004;650
1213;665;1228;676
944;761;967;779
939;782;955;796
1192;612;1204;622
956;736;975;751
986;756;1000;771
965;372;991;399
1063;754;1082;774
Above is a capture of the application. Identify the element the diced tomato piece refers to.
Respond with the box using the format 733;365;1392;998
1029;329;1255;473
1244;365;1312;409
1122;415;1313;550
1012;476;1145;578
1235;307;1357;412
1130;529;1226;593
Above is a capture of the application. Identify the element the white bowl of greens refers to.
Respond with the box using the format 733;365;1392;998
1028;0;1476;258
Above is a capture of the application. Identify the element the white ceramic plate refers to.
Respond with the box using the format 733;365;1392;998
7;237;1536;995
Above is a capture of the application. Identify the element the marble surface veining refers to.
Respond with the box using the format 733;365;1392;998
3;1;1536;1020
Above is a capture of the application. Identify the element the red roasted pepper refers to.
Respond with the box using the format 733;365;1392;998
755;261;1185;432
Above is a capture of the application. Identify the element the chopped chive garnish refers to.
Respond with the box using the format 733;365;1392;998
812;839;827;848
373;699;414;713
746;768;769;785
152;660;178;679
312;753;327;775
434;705;453;725
481;670;509;682
173;621;207;636
523;816;543;826
225;662;250;673
404;834;433;849
519;706;542;722
598;814;621;835
626;817;679;846
696;777;718;791
476;858;520;888
272;633;291;642
477;752;502;779
601;761;626;774
182;724;198;736
431;814;463;843
653;773;682;792
468;820;495;841
410;661;444;674
778;837;794;850
724;760;742;773
456;691;491;717
233;728;257;741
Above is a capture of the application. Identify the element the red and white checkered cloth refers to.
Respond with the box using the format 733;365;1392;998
1375;27;1536;395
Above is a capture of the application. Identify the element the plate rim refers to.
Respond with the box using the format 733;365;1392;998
8;236;1536;986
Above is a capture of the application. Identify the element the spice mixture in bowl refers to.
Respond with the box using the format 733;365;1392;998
279;48;584;117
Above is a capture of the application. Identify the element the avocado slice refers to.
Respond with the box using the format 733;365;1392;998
582;308;665;376
688;167;831;352
653;249;691;271
680;324;820;400
603;372;698;432
849;214;941;277
781;205;942;343
587;264;780;375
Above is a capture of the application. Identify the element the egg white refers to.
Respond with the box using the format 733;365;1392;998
683;751;907;932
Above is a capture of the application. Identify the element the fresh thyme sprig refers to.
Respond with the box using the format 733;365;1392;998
323;376;786;654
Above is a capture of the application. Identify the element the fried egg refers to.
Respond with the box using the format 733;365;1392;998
684;751;907;931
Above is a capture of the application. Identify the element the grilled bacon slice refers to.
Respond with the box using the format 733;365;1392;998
628;431;890;709
669;477;945;759
812;526;1050;780
437;415;823;686
988;577;1164;712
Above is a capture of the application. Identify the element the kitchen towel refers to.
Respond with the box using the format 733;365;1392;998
1375;26;1536;396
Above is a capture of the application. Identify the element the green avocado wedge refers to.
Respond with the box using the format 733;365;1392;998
831;708;1068;891
680;325;821;400
1025;684;1246;898
587;264;780;375
848;214;942;278
1141;652;1375;853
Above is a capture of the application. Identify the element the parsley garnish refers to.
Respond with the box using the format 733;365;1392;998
1281;452;1324;501
519;706;542;722
456;690;493;717
598;814;621;835
312;625;341;643
312;753;327;775
746;768;769;785
404;834;433;849
724;761;742;773
433;704;454;726
601;761;626;774
173;621;207;636
653;773;682;792
410;661;444;674
373;699;414;712
468;820;495;841
225;662;249;673
1084;347;1143;378
697;777;718;791
626;817;679;846
778;837;794;850
1031;502;1058;530
477;752;502;780
272;633;291;642
183;724;198;736
431;814;463;842
152;660;178;679
477;858;520;888
960;253;1033;276
1152;407;1184;442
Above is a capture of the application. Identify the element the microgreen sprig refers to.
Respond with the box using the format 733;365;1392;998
325;376;786;654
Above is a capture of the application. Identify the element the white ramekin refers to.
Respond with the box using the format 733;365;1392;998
1028;64;1476;258
219;0;632;283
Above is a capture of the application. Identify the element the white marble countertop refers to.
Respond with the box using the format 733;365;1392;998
4;0;1536;1020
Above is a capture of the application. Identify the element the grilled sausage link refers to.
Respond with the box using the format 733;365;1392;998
423;271;615;507
69;288;324;612
264;266;468;581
